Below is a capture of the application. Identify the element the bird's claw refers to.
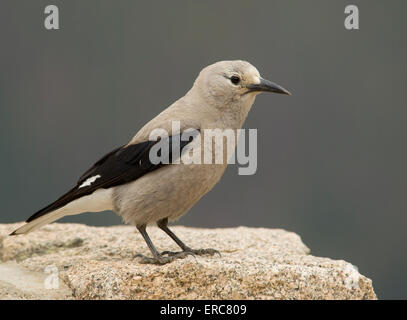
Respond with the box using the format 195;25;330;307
162;247;220;257
134;252;192;265
186;248;221;257
134;247;221;265
161;250;195;258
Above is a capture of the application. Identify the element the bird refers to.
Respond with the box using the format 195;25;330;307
10;60;290;264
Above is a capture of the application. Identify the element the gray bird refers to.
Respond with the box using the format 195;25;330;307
11;60;290;264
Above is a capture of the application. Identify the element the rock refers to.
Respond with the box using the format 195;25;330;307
0;223;376;300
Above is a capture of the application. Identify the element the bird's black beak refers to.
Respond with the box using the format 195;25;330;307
247;78;291;95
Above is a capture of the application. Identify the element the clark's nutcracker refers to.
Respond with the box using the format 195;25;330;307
11;60;290;264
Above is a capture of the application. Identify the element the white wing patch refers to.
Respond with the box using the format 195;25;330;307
79;175;101;189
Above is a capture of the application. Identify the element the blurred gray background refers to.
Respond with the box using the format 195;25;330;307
1;1;406;299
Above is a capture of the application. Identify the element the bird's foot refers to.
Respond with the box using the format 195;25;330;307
162;247;221;257
160;250;196;258
187;248;221;257
134;252;192;265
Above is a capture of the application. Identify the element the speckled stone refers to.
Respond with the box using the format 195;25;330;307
0;223;376;300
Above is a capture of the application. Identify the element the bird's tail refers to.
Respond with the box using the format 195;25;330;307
10;188;113;236
10;209;68;235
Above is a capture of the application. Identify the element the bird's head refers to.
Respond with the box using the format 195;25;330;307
192;60;291;108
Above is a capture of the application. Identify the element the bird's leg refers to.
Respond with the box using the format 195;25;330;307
135;224;191;265
157;218;221;257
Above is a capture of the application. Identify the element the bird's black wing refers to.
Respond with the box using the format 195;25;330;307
26;130;200;223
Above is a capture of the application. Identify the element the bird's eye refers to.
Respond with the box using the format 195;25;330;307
230;76;240;85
